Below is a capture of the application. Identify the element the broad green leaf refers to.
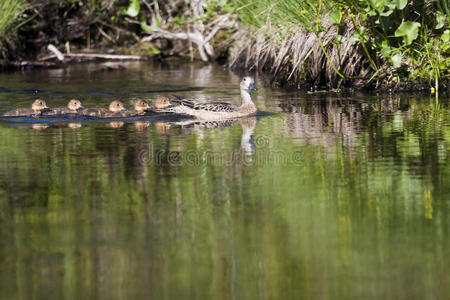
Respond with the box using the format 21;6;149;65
395;21;421;45
442;30;450;42
348;34;359;44
328;10;340;25
120;0;140;18
395;0;408;10
391;53;402;68
435;11;445;29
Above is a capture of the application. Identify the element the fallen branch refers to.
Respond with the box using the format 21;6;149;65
48;44;65;62
39;53;144;61
141;14;231;62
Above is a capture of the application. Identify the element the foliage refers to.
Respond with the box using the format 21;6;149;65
0;0;28;39
231;0;449;88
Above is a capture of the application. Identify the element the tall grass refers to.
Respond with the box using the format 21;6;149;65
0;0;28;38
230;0;449;89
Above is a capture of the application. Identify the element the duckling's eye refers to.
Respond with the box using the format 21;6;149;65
117;103;120;107
39;101;43;105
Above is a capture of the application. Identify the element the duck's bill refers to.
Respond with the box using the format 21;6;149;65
78;105;85;109
121;107;127;111
249;83;257;91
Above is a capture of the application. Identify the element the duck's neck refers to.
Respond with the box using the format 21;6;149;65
240;89;255;107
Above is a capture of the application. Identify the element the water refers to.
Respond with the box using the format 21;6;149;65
0;61;448;299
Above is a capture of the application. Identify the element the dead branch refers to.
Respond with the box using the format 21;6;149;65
39;53;144;61
48;44;65;61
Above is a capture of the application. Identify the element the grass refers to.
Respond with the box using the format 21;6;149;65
0;0;27;38
230;0;449;89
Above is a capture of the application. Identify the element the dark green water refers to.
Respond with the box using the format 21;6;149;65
0;62;449;299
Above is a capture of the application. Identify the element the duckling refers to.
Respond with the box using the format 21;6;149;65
166;76;258;120
119;100;151;117
2;99;49;117
153;96;172;110
43;99;84;115
80;100;126;117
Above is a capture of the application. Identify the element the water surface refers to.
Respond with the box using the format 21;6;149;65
0;61;449;299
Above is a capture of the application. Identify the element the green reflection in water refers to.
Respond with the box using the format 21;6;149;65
0;63;449;299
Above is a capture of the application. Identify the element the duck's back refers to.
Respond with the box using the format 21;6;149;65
194;102;237;112
80;108;109;117
2;108;36;117
43;107;77;115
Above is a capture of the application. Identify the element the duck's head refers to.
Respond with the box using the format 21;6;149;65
134;100;151;113
67;99;84;111
154;96;171;109
31;99;49;112
108;100;126;113
240;76;257;93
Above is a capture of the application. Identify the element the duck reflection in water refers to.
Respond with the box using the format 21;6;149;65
109;121;125;128
154;121;171;135
31;123;49;131
134;121;150;131
68;123;82;129
170;116;257;155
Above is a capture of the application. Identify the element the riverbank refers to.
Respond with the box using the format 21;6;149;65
1;0;448;92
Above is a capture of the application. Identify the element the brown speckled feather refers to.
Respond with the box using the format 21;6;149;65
2;108;40;117
172;95;237;112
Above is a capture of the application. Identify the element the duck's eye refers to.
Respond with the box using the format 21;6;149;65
243;78;247;81
117;103;120;107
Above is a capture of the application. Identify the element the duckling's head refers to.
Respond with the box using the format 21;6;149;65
154;96;171;109
134;100;151;112
31;99;49;112
67;99;84;111
108;100;126;113
240;76;257;93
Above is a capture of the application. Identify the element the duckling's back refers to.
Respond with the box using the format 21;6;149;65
43;107;78;115
2;108;37;117
79;108;109;117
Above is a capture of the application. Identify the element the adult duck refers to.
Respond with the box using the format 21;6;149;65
167;76;257;120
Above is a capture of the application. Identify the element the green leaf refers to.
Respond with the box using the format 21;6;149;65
328;10;340;25
391;53;402;68
395;21;421;45
435;11;445;29
395;0;408;10
140;17;152;33
442;30;450;43
348;34;359;44
120;0;140;18
153;15;161;28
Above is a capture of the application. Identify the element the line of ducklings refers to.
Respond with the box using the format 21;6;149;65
1;97;172;118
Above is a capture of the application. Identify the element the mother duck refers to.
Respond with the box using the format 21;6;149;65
168;76;257;120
